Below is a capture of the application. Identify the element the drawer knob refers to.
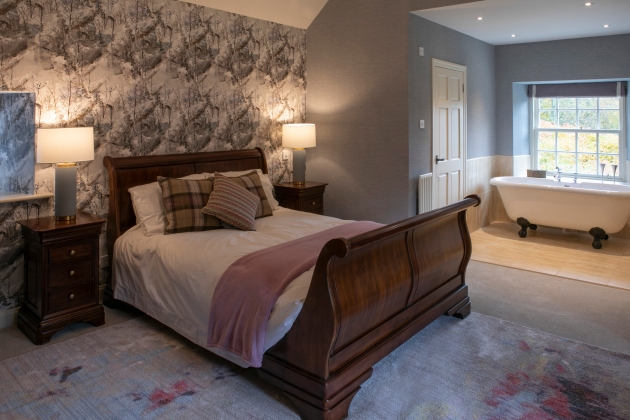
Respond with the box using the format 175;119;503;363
69;250;76;256
69;270;75;277
69;293;75;300
312;201;316;205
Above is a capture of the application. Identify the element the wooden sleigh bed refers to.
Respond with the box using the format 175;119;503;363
104;147;480;420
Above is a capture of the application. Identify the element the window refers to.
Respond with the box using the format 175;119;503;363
532;96;626;180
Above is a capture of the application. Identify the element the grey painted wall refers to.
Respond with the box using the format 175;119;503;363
306;0;479;224
496;34;630;156
512;83;530;158
408;14;495;214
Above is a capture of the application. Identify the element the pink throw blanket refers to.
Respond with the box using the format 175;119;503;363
207;221;383;367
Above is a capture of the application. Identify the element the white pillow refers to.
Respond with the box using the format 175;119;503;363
204;169;279;210
129;174;207;236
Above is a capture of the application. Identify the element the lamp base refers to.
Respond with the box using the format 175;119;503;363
292;149;307;184
54;165;78;221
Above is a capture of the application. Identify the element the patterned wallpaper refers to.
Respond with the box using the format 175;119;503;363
0;0;306;311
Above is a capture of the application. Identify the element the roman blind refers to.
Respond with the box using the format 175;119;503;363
528;82;627;98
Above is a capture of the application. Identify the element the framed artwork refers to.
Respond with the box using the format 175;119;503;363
0;92;35;195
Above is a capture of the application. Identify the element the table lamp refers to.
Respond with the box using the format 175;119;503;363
282;124;316;185
36;127;94;221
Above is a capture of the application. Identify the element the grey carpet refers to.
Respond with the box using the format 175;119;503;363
2;263;630;418
467;260;630;356
0;305;143;362
1;313;630;419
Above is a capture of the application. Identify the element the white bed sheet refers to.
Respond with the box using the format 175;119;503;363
113;207;350;367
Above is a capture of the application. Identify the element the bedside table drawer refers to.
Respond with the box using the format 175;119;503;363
48;282;94;313
273;182;327;216
301;196;323;214
49;259;93;288
49;242;93;264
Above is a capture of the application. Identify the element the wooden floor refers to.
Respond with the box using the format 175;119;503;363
470;222;630;290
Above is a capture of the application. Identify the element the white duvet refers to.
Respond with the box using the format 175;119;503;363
113;207;350;367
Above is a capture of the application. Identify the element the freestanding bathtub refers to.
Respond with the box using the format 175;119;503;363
490;176;630;249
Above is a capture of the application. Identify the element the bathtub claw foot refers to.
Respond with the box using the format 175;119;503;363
589;227;608;250
517;217;536;238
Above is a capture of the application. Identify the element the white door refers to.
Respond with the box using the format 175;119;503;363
432;59;466;209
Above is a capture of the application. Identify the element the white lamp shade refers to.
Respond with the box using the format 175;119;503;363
282;124;316;149
37;127;95;163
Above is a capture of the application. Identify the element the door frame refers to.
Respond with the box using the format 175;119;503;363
431;58;467;209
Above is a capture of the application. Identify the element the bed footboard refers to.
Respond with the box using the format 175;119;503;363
259;195;480;420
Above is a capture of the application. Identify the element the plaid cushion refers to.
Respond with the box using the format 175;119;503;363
221;171;273;219
202;174;259;231
157;177;222;234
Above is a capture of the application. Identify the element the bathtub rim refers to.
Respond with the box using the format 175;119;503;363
490;176;630;198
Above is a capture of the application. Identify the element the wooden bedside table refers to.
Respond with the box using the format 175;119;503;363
16;211;106;345
274;182;328;215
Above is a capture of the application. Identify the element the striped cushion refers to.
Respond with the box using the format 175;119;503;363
223;171;272;219
202;174;259;231
158;177;222;234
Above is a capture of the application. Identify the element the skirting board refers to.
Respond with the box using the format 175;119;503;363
0;307;19;330
0;285;106;330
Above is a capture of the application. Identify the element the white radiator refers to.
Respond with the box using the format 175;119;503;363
418;173;433;214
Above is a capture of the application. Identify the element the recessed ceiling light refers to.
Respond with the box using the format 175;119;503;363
585;2;593;6
603;24;610;28
477;17;483;21
511;34;517;37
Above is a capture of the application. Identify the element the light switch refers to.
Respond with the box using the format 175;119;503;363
418;47;424;56
282;149;291;161
419;120;425;129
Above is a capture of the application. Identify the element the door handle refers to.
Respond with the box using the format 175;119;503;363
435;155;445;164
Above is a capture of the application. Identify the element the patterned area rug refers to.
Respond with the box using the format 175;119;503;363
1;313;629;419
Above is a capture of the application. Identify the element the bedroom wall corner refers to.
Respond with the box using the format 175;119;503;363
305;0;478;224
0;0;306;319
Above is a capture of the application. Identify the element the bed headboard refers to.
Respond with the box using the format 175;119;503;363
103;147;268;265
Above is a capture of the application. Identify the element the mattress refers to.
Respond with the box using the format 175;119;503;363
113;207;350;367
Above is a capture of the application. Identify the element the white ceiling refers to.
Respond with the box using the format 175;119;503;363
183;0;329;29
413;0;630;45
